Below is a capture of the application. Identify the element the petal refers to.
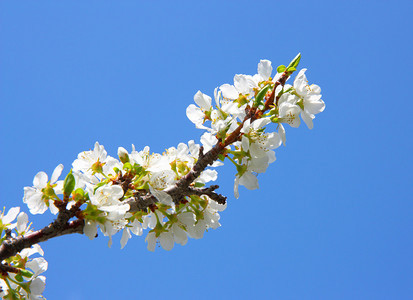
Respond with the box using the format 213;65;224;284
278;123;286;146
239;172;259;190
301;111;315;129
130;219;143;236
188;140;200;157
32;244;44;256
200;132;218;152
249;155;269;173
186;104;206;127
208;198;227;212
94;142;107;161
149;185;174;206
33;172;48;189
145;232;156;252
234;176;240;199
84;220;98;240
16;212;28;232
304;98;326;115
26;194;47;215
258;59;272;80
159;232;174;251
241;135;250;152
49;201;59;215
50;164;64;183
194;90;212;110
172;224;188;245
197;169;218;183
109;185;124;200
266;132;282;149
293;68;308;95
30;276;46;296
26;257;48;276
251;118;271;130
178;211;196;226
310;84;321;94
3;207;20;224
220;84;239;99
240;119;251;133
120;228;132;249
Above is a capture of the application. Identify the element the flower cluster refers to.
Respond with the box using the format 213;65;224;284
187;55;325;198
0;207;47;299
23;140;225;251
1;54;325;299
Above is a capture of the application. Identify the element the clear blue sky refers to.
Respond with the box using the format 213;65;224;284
1;1;413;299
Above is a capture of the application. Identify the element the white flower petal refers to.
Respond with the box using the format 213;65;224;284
194;90;212;110
172;224;188;245
50;164;64;184
84;220;97;240
3;207;20;224
26;257;48;276
33;172;48;189
301;111;314;129
278;123;286;146
49;202;59;215
145;232;156;252
220;84;239;99
186;104;208;129
258;59;272;80
120;228;132;249
16;212;29;232
159;232;174;251
149;185;174;206
234;177;240;199
30;276;46;296
239;172;259;190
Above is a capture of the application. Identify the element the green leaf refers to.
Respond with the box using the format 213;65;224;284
20;269;33;278
277;65;286;73
270;116;279;123
253;84;271;107
63;170;76;197
123;162;133;171
73;188;85;201
287;53;301;70
194;182;205;188
14;273;23;282
287;66;296;73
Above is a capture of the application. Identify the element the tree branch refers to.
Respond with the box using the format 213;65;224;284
186;185;227;205
0;71;290;262
0;211;84;262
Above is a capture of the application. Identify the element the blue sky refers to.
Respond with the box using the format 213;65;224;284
1;1;413;299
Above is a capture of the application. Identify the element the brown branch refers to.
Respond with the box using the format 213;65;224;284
124;193;157;213
0;207;84;262
264;70;290;109
186;185;227;205
0;263;20;275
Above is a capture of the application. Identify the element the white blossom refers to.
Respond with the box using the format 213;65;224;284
23;164;63;215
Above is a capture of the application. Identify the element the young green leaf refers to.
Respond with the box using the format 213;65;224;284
277;65;286;73
253;84;271;107
63;170;76;197
287;53;301;70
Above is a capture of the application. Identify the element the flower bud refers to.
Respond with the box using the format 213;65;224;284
118;147;130;164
